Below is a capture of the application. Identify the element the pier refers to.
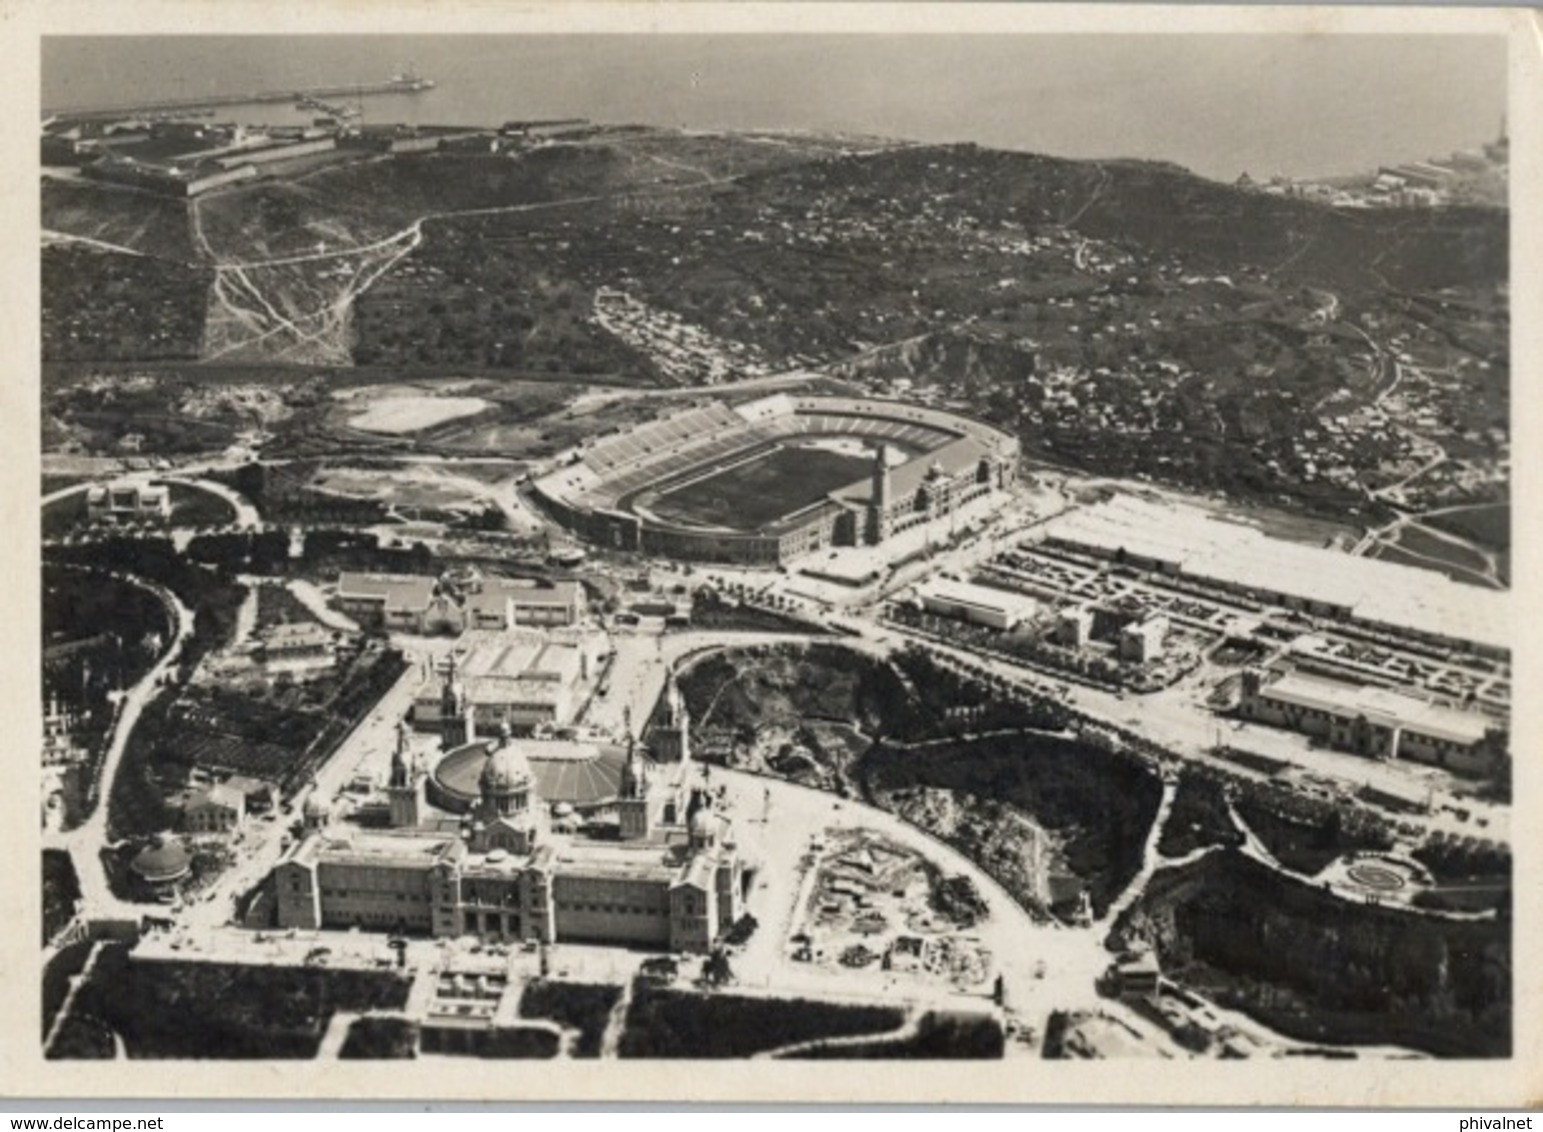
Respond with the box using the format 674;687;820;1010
44;76;433;122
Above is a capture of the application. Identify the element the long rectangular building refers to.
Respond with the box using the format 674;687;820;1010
914;577;1041;630
463;579;585;629
1239;667;1501;774
336;574;584;634
1039;496;1508;657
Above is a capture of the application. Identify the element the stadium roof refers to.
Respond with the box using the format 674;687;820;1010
1041;496;1509;654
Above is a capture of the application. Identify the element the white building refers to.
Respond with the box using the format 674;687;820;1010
1055;606;1094;648
413;629;604;735
185;783;245;834
1118;616;1169;663
1238;667;1502;774
915;578;1040;631
86;481;171;524
1041;496;1509;659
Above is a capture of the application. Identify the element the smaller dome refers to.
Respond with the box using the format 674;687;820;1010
303;793;328;818
552;801;574;819
132;837;192;883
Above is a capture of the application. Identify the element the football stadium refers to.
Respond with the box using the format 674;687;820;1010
532;395;1020;566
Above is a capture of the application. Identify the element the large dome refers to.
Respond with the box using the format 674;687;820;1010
479;744;534;795
432;738;645;814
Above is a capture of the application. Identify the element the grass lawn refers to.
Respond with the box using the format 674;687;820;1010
166;482;238;528
646;444;870;532
618;985;903;1058
1392;526;1494;576
54;946;411;1059
1423;503;1509;554
41;489;90;539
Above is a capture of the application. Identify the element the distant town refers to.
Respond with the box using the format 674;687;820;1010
40;64;1511;1068
1236;126;1508;209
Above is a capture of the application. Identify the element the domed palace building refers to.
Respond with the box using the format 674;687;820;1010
271;675;744;953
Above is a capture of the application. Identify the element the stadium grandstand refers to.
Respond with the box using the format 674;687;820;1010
532;395;1019;566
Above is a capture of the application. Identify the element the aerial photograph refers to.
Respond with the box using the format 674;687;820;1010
37;27;1512;1073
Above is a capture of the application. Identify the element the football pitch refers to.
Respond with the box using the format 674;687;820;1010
645;444;871;531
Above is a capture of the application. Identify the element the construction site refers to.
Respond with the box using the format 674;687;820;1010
790;829;994;994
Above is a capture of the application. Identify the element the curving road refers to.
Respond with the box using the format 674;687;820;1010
43;472;260;532
44;571;194;922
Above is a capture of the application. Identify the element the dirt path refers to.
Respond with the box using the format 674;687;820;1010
753;1008;920;1059
42;941;105;1056
597;978;635;1059
49;570;194;921
43;230;148;258
287;579;361;632
192;159;748;365
1098;777;1179;927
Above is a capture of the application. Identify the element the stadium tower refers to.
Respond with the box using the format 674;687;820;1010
866;442;893;545
387;721;426;829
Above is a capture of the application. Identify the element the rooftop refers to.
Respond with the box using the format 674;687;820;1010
548;838;689;884
189;783;244;810
303;829;461;869
336;572;436;611
131;838;192;881
1042;496;1509;653
261;621;333;648
468;579;582;612
1262;670;1495;745
915;576;1041;620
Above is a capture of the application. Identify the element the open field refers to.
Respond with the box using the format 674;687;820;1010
792;828;993;993
43;179;198;261
1384;525;1495;584
345;394;492;434
41;491;89;539
166;482;239;527
43;246;212;363
307;465;500;513
1368;540;1495;588
1423;503;1509;555
644;444;869;531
